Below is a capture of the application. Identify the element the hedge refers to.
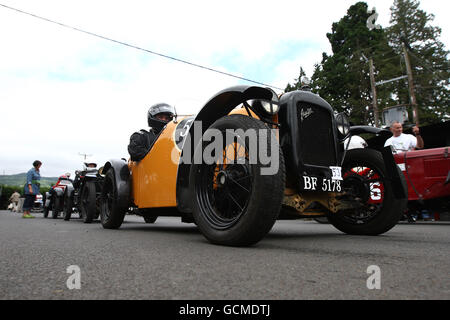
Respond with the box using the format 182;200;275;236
0;185;50;209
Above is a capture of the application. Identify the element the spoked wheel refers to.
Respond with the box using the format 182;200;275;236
198;160;253;230
327;149;406;235
192;115;285;247
80;181;96;223
100;170;126;229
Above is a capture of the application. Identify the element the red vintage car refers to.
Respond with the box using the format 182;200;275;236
394;147;450;221
43;174;73;219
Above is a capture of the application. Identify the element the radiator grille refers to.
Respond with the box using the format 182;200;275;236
297;103;336;167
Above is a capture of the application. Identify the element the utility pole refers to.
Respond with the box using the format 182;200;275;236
78;152;92;161
403;43;419;125
362;53;380;127
369;58;379;127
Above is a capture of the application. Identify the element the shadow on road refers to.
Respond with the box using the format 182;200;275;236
120;224;200;235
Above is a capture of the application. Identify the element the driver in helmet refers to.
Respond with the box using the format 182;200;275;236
147;103;175;134
84;162;97;169
55;173;72;185
48;173;73;206
128;103;175;161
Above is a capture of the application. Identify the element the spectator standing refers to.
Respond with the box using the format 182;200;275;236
22;160;42;219
9;190;21;212
384;122;424;154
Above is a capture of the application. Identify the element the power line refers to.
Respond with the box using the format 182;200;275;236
343;54;399;70
407;50;440;74
0;3;284;91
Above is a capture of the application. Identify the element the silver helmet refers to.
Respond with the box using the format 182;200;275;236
147;103;175;132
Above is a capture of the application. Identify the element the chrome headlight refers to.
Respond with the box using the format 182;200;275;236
261;89;280;115
249;89;280;115
335;112;350;137
260;100;280;115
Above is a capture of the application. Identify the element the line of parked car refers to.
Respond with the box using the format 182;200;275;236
39;147;449;228
42;162;104;223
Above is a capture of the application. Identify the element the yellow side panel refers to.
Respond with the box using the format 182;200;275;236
128;110;275;209
130;121;181;208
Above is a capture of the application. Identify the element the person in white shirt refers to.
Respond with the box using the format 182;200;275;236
384;121;424;154
9;191;21;212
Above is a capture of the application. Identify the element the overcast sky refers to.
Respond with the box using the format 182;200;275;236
0;0;448;177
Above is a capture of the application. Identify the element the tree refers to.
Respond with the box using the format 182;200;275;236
308;2;401;125
285;67;307;92
287;1;449;126
388;0;449;124
0;185;21;209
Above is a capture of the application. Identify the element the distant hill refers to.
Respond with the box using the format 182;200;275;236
0;173;58;188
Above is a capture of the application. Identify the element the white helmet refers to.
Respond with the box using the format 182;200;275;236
345;135;368;150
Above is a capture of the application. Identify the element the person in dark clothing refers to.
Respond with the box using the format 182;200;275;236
128;103;175;161
147;103;176;133
23;160;42;218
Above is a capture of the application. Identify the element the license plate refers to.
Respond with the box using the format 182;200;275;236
302;176;342;192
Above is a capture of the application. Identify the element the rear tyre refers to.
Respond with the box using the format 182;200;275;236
327;149;406;235
81;181;96;223
100;170;127;229
192;115;285;246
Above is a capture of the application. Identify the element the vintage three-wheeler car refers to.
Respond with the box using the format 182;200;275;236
43;174;73;219
63;162;104;223
100;86;407;246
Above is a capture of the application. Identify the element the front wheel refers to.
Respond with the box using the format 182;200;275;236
100;170;127;229
192;115;285;246
43;206;49;218
81;181;96;223
63;192;73;221
43;195;49;218
327;148;406;235
52;197;61;219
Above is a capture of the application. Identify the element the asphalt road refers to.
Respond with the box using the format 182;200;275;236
1;210;449;300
